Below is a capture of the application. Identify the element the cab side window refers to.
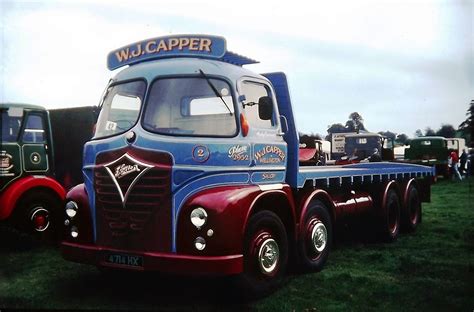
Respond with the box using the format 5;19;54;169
241;81;274;129
22;114;46;143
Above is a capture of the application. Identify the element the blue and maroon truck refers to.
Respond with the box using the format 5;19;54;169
61;35;434;296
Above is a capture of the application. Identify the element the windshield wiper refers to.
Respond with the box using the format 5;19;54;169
199;69;233;116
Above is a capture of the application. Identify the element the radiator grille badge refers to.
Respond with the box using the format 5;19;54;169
103;153;153;207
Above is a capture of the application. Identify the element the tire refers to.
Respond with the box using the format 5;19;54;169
381;189;401;242
14;192;61;243
238;210;288;299
402;186;421;232
297;200;332;272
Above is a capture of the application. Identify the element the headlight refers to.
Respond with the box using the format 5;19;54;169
65;201;78;218
190;207;207;229
194;237;206;250
71;226;79;238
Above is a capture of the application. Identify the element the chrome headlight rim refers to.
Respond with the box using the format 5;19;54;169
194;236;206;250
190;207;208;229
65;201;78;218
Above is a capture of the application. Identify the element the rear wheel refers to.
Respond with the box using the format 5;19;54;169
402;186;421;232
381;189;400;242
297;200;332;272
14;192;61;243
238;211;288;299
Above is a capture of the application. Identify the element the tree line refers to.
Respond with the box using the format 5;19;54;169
301;100;473;147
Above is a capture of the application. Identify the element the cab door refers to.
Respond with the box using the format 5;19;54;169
21;112;49;173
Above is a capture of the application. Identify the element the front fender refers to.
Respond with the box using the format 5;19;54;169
177;184;270;256
63;183;94;243
0;176;65;220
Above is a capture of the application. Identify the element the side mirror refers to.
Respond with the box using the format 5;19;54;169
258;96;273;120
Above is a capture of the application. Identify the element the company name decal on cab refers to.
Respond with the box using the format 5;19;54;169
107;35;226;70
254;145;286;164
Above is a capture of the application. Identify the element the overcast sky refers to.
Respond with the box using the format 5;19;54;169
1;0;473;137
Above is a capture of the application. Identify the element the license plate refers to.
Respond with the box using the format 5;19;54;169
106;253;143;267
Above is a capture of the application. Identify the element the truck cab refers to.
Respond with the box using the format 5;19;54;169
335;133;394;164
1;103;65;239
404;136;449;177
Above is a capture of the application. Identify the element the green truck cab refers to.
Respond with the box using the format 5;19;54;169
1;103;96;241
1;103;64;240
404;136;449;177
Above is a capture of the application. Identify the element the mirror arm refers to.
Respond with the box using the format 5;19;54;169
278;115;289;136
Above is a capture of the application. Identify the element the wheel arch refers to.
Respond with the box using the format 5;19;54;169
0;176;66;220
244;188;297;247
381;180;402;213
299;189;336;234
402;178;419;206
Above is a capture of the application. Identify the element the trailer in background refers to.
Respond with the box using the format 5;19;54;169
49;106;97;190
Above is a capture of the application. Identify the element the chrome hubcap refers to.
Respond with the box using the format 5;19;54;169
258;238;279;275
30;207;50;232
311;221;327;253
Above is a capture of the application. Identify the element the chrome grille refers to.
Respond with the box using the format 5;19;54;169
94;167;170;237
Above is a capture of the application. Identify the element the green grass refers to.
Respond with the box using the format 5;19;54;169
1;178;473;311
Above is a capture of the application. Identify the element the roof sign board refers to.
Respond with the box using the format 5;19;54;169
107;35;231;70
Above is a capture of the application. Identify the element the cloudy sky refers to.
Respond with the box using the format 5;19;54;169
1;0;473;137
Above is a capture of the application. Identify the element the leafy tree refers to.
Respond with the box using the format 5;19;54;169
298;132;322;141
414;129;423;137
424;127;436;136
325;123;347;140
435;124;456;138
326;123;347;133
458;99;474;146
378;131;397;140
345;112;367;133
396;133;410;145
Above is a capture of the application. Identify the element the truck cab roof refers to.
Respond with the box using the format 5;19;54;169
0;103;46;111
411;136;445;141
113;57;265;84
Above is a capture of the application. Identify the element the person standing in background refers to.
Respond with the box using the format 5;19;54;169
450;150;463;181
459;149;467;177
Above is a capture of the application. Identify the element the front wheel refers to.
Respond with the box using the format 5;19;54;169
297;200;332;272
238;210;288;299
14;192;61;243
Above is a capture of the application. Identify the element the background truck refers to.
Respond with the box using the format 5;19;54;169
298;137;329;166
333;133;394;165
0;103;96;241
446;138;466;156
404;136;450;178
61;35;434;297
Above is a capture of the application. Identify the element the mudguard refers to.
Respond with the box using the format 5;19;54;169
176;184;295;256
0;175;65;220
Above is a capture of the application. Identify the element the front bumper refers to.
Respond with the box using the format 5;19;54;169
61;241;243;275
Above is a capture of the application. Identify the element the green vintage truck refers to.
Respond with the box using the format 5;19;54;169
404;136;449;178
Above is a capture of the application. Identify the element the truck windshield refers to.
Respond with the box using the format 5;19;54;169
142;77;237;137
94;80;146;139
1;108;23;143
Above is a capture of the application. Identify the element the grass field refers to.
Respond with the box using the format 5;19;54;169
1;178;473;311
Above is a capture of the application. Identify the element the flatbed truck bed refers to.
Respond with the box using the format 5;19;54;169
297;162;435;188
